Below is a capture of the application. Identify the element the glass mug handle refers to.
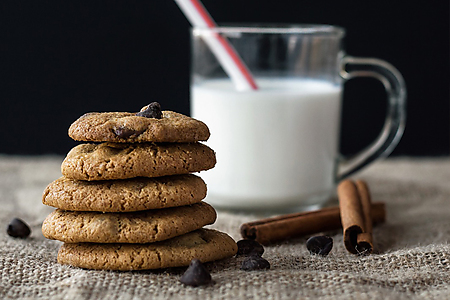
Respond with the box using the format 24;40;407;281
337;56;407;180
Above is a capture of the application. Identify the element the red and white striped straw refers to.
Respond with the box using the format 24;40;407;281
174;0;258;91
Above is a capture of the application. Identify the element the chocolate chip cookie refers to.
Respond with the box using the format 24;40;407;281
57;229;238;271
42;174;206;212
68;110;210;143
61;142;216;181
42;202;216;243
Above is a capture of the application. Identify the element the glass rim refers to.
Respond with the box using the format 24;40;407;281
192;24;345;37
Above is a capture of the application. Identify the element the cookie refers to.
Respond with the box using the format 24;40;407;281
68;111;210;143
57;229;238;271
61;142;216;181
42;174;207;212
42;202;216;243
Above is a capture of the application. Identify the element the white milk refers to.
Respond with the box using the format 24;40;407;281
191;78;342;210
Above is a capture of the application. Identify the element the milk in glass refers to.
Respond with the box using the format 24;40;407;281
191;78;342;210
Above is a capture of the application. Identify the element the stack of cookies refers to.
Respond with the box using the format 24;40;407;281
42;103;237;271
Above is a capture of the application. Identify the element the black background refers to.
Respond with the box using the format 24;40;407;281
0;1;448;156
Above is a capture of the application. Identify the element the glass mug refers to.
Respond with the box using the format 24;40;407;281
190;24;406;211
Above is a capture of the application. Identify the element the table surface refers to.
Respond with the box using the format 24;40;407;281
1;155;449;300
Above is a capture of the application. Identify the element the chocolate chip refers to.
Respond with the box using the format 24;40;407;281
306;235;333;256
236;239;264;256
113;126;138;139
7;218;31;238
136;102;162;119
241;255;270;271
179;259;212;287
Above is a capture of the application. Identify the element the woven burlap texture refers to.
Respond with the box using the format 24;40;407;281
1;156;449;300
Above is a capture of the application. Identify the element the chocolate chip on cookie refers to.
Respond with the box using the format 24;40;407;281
136;102;162;119
113;126;144;139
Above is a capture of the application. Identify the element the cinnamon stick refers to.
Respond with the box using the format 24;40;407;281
337;180;375;255
356;180;373;254
240;202;385;245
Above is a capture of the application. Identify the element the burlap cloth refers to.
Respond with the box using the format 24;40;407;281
1;155;449;300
